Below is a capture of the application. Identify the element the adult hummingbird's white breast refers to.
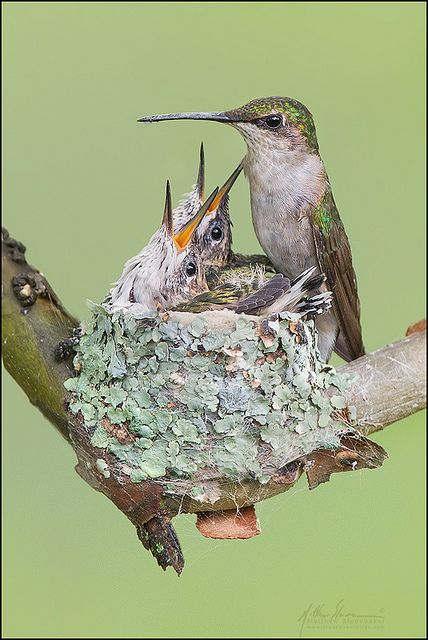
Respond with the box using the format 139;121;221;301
240;132;338;361
239;127;326;279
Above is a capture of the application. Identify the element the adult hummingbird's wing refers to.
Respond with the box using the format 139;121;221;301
312;189;365;362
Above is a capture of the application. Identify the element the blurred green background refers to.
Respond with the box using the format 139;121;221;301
2;2;425;638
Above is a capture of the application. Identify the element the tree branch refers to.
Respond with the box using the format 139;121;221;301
338;330;425;435
2;228;426;573
2;228;78;439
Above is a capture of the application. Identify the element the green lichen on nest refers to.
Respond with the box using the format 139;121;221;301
64;304;353;486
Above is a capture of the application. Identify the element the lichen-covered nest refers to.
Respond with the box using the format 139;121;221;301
64;304;364;511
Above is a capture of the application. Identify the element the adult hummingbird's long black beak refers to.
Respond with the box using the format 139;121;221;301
173;187;219;251
138;111;233;123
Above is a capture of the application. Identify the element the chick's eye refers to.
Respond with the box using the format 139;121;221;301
265;114;282;129
211;226;223;241
186;262;197;277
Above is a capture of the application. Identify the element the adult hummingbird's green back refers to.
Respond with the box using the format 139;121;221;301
139;97;364;362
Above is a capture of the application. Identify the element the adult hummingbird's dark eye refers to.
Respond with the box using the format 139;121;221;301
265;114;282;129
186;262;197;277
211;226;223;241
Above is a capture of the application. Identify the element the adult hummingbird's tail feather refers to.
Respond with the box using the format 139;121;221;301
334;331;364;362
299;272;325;292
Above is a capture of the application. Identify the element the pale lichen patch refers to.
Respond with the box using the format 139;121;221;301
65;305;353;491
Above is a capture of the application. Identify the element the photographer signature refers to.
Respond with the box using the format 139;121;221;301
298;599;385;637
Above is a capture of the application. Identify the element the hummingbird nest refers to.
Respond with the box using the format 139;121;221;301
64;304;359;512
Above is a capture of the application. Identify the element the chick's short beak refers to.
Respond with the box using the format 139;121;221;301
173;187;219;251
208;163;243;213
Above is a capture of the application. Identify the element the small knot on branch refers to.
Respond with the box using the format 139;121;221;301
12;272;48;308
2;227;27;263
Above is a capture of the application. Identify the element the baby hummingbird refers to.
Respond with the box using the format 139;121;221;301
106;182;218;313
174;142;242;267
172;146;276;292
178;266;332;321
139;97;364;362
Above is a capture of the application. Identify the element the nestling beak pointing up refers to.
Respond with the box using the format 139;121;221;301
172;186;219;251
197;142;205;200
208;162;243;214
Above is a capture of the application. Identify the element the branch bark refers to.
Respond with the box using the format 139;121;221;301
2;228;78;439
2;228;426;573
337;331;425;435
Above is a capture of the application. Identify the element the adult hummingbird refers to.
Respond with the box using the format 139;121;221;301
106;182;219;313
139;97;364;362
